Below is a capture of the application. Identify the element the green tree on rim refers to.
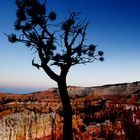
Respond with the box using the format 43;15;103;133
7;0;104;139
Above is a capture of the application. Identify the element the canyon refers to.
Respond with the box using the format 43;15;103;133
0;81;140;140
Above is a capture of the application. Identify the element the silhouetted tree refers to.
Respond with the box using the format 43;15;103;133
7;0;104;139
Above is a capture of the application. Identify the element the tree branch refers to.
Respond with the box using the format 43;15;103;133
41;62;60;82
32;58;41;69
69;32;79;47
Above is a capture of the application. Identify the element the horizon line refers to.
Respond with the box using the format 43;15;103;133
0;80;140;94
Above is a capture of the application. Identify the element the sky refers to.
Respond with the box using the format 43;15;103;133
0;0;140;93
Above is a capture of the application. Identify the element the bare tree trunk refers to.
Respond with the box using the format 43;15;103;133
57;79;73;140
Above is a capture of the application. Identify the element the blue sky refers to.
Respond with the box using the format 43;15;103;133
0;0;140;93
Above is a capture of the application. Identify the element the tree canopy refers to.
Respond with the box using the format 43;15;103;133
8;0;104;82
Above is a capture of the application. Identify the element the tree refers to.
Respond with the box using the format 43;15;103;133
7;0;104;139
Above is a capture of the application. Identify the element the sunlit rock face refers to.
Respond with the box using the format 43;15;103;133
0;112;63;140
66;81;140;98
0;81;140;140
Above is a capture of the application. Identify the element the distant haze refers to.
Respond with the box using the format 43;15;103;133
0;86;47;94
